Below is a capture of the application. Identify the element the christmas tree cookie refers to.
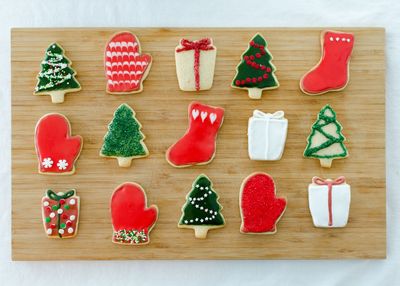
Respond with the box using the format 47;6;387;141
232;33;279;99
178;174;225;239
240;173;286;234
100;103;149;167
42;189;80;238
111;182;158;245
105;31;152;94
35;113;83;175
304;105;348;168
34;43;81;103
300;30;354;95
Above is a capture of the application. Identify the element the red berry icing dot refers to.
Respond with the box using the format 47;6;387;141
258;76;263;82
241;80;246;85
250;41;255;46
260;65;266;70
252;78;257;83
235;80;241;86
66;220;72;227
250;55;255;61
244;55;249;61
59;199;66;205
246;77;251;82
50;223;56;229
266;67;272;72
256;53;261;58
254;43;259;48
263;73;269;79
246;60;252;65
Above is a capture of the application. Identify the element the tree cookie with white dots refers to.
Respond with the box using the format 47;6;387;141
178;174;225;239
42;189;80;238
34;42;81;103
35;113;83;175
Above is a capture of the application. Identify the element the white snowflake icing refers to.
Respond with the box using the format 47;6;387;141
67;227;74;234
49;212;55;218
58;229;65;235
46;228;52;235
41;157;53;168
57;159;69;170
195;218;198;221
184;220;188;224
196;184;199;188
69;199;76;205
43;201;49;207
70;215;76;221
205;187;209;190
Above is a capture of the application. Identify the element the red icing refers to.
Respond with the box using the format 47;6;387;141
35;114;82;174
240;173;287;233
111;182;158;241
105;32;152;94
166;102;224;167
300;30;354;95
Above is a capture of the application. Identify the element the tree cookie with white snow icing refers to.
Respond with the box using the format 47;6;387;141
304;105;348;168
100;103;149;167
105;31;152;94
178;174;225;239
34;43;81;103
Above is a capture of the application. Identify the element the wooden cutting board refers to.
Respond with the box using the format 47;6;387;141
11;28;386;260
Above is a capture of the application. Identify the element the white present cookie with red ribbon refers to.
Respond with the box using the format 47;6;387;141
248;110;288;161
308;176;351;228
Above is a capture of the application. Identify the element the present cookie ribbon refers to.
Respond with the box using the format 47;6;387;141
312;176;346;226
252;110;285;159
176;38;214;91
47;189;75;201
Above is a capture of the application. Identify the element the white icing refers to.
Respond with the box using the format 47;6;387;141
308;180;351;228
209;113;217;124
41;157;53;168
43;201;49;207
107;79;140;86
46;228;52;235
106;51;140;58
49;212;55;218
192;109;199;120
200;111;208;122
70;215;76;221
329;37;334;41
106;70;143;76
56;159;69;170
67;227;74;234
57;208;63;214
105;61;148;68
109;41;137;49
58;229;65;235
69;198;76;205
248;110;288;161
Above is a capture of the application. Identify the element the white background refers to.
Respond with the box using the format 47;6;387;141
1;0;399;285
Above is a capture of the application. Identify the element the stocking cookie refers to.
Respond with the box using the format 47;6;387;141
240;173;286;234
248;110;288;160
300;30;354;95
308;176;351;228
178;174;225;239
166;102;224;167
35;113;83;175
111;182;158;245
105;31;152;94
232;33;279;99
175;38;217;91
100;103;149;167
304;105;348;168
42;189;80;238
34;43;81;103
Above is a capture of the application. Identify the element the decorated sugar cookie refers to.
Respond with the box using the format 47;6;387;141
304;105;348;168
240;173;286;234
166;102;224;167
232;33;279;99
175;38;217;91
248;110;288;160
42;189;80;238
100;103;149;167
34;42;81;103
105;31;152;94
35;113;83;175
300;30;354;95
308;176;351;228
178;174;225;239
111;182;158;245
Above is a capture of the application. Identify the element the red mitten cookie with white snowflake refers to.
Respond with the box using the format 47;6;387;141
105;31;152;94
35;113;82;175
240;172;287;234
111;182;158;245
166;102;224;167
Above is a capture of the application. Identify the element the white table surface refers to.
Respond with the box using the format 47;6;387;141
1;0;399;285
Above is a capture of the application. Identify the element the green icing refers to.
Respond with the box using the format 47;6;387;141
100;103;148;158
232;34;279;88
45;217;51;223
34;42;80;93
64;205;70;210
179;175;224;226
304;105;348;159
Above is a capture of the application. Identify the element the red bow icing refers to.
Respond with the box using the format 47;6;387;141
312;176;346;226
176;38;214;91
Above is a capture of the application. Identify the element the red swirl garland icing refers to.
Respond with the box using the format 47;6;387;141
240;173;287;234
111;182;158;245
300;30;354;95
105;32;152;94
35;113;82;175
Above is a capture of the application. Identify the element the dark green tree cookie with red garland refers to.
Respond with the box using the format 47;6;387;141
232;33;279;99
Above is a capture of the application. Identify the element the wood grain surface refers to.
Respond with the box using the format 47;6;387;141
11;28;386;260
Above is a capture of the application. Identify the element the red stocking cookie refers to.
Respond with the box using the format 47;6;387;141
166;102;224;167
42;189;80;238
300;30;354;95
105;31;152;94
240;173;287;234
111;183;158;245
35;113;83;175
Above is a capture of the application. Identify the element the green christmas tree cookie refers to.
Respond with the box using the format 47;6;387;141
304;105;348;168
100;103;149;167
232;33;279;99
178;174;225;239
34;42;81;103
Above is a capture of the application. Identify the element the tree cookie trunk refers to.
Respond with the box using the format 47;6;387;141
49;91;66;104
248;88;262;99
117;157;133;168
320;158;333;168
193;226;209;239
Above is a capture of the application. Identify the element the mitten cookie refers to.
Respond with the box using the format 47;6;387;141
35;113;82;175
